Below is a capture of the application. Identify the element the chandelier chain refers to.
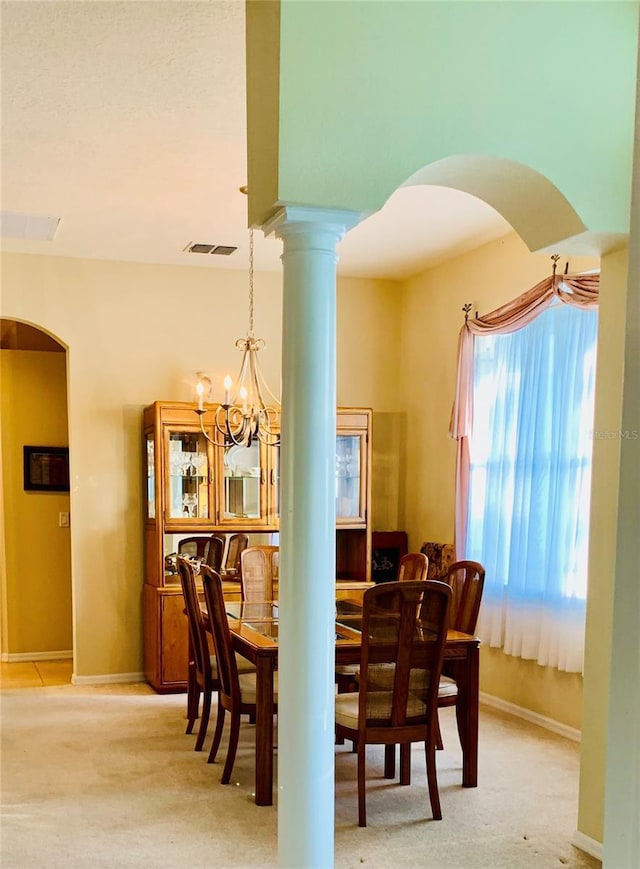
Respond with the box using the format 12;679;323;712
194;223;280;448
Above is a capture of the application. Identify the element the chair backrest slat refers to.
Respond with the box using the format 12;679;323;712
444;560;485;634
224;533;249;574
178;557;211;679
205;534;226;571
200;565;240;701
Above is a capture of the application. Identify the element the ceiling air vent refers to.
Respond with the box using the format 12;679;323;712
1;211;61;241
183;242;238;256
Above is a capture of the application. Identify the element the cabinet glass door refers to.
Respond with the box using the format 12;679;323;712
166;430;211;521
336;434;365;522
146;433;156;519
222;441;262;521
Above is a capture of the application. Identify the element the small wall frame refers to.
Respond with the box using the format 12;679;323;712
23;446;70;492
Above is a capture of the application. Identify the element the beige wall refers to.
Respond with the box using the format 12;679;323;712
336;275;405;531
0;251;401;676
1;349;71;655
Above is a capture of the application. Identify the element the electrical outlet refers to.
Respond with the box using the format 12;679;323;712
59;511;70;528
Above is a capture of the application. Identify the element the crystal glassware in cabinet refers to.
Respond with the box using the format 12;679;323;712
166;429;211;521
335;434;362;520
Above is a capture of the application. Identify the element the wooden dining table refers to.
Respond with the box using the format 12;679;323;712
219;598;480;807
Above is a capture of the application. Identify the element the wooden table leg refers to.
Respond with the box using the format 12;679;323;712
384;744;396;779
254;654;274;806
457;643;479;787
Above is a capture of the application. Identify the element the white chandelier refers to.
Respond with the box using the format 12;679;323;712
195;228;280;447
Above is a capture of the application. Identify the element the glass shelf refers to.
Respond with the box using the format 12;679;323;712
167;432;210;520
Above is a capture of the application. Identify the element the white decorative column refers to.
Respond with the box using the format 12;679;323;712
263;206;360;869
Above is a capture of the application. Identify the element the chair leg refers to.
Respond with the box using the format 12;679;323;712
221;711;241;785
186;664;199;734
435;711;444;751
357;740;367;827
399;743;411;785
194;685;211;752
384;744;395;779
425;737;442;820
207;700;225;764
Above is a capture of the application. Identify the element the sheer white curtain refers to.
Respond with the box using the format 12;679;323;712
466;302;598;673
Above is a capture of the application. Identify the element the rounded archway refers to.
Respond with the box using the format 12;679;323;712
400;154;622;259
0;318;72;678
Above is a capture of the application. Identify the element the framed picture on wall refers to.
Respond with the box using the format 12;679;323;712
23;446;70;492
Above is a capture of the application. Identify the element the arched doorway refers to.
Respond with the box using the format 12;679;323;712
0;319;72;681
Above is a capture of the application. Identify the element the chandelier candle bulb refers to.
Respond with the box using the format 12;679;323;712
195;381;205;412
224;375;232;406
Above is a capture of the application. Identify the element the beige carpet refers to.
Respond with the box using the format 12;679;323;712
0;683;600;868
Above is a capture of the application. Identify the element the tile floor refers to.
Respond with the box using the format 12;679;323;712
0;659;73;688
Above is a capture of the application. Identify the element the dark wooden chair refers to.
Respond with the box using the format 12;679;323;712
200;565;279;781
177;536;210;561
205;534;226;571
435;560;485;748
221;532;248;578
178;556;217;751
336;552;429;694
240;545;278;602
335;579;451;827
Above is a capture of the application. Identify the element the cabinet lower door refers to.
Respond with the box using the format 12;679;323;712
143;585;188;692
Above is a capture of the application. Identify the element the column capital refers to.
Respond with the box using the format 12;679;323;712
262;205;361;243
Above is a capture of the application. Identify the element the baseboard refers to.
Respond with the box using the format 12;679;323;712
571;830;603;861
71;672;145;686
480;691;581;743
1;650;73;663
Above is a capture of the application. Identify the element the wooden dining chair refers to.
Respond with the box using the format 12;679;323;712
200;565;279;781
205;534;226;572
240;545;278;602
177;536;210;561
335;552;430;694
178;557;217;751
335;579;451;827
221;532;248;578
435;560;485;748
398;551;429;582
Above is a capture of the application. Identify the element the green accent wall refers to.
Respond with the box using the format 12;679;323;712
249;1;637;241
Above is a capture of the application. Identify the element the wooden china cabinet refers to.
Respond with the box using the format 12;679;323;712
142;400;372;692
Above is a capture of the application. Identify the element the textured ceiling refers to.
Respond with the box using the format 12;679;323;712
0;0;511;279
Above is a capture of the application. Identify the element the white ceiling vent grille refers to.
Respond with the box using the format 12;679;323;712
183;242;238;256
1;211;61;241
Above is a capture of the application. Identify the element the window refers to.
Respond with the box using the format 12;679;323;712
466;302;598;672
